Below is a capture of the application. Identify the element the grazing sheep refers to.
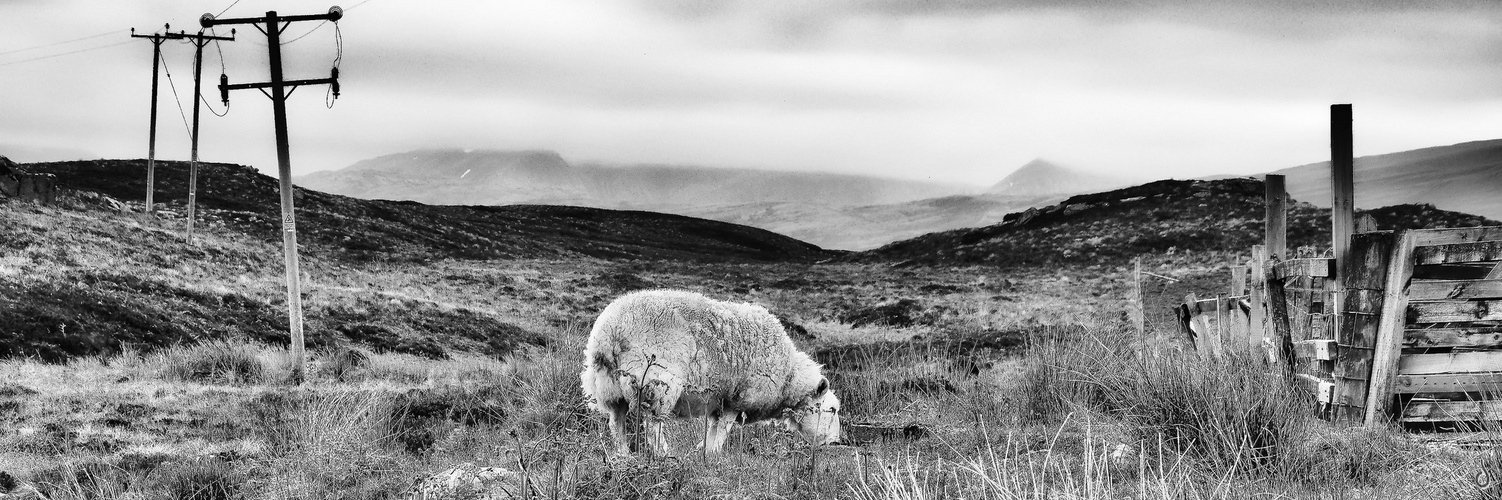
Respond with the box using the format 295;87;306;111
580;289;841;456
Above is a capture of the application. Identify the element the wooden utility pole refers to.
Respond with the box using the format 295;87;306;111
166;29;236;243
131;26;173;215
201;8;343;382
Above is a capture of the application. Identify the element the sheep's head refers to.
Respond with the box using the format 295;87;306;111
786;378;841;445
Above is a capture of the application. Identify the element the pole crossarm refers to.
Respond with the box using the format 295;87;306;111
223;77;336;92
164;31;237;42
200;8;342;28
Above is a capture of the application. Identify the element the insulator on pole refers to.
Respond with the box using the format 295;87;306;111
330;67;339;98
219;74;229;104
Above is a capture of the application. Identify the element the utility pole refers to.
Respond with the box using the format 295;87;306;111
131;26;173;215
201;8;342;382
164;29;236;244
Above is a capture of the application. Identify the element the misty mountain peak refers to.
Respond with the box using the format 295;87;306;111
988;158;1102;195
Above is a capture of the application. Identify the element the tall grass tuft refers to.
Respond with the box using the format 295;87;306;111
156;340;266;384
137;457;245;500
245;388;414;498
1012;323;1311;476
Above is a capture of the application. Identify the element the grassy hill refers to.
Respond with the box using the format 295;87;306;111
26;159;835;263
1269;138;1502;221
853;178;1501;267
3;159;841;362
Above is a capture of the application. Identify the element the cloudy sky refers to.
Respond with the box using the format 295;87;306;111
2;0;1499;186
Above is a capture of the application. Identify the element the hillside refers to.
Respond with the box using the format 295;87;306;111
1268;139;1502;220
677;193;1061;251
854;178;1501;267
25;159;835;263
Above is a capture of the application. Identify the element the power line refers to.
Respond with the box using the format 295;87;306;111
159;50;196;143
280;21;329;46
0;40;132;67
214;0;242;17
0;29;123;57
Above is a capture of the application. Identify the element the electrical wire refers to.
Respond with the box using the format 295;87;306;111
209;27;227;74
0;40;132;67
281;21;328;45
326;22;343;109
159;50;196;143
0;29;122;57
284;0;373;46
192;47;231;118
214;0;242;17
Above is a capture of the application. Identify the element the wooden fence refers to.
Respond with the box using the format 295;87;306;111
1178;225;1502;427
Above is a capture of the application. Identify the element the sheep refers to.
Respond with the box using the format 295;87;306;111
580;289;841;456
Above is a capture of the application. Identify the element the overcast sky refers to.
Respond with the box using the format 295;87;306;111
2;0;1499;186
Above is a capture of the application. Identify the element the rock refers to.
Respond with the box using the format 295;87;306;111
405;463;548;500
0;471;48;500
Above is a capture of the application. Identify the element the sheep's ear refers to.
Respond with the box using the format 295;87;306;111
814;377;829;397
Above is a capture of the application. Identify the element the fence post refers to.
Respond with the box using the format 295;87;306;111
1231;266;1247;297
1132;257;1146;338
1364;230;1415;426
1265;175;1287;261
1248;245;1270;359
1265;257;1295;379
1331;104;1355;274
1334;231;1396;423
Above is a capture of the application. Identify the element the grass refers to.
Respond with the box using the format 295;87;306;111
4;193;1501;499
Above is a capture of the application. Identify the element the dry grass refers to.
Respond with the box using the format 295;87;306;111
3;198;1498;499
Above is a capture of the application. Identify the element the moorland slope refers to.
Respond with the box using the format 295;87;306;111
853;177;1501;267
25;159;835;263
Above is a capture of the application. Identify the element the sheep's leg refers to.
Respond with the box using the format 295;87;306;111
646;417;671;456
605;400;632;455
639;378;679;457
699;412;738;456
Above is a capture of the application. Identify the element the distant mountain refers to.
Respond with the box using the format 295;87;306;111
299;149;591;205
297;149;967;208
1267;139;1502;220
987;158;1136;196
296;148;1003;250
852;178;1500;268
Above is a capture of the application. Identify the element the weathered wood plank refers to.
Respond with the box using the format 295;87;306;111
1231;266;1248;298
1273;258;1334;280
1408;280;1502;302
1333;346;1373;380
1398;351;1502;375
1331;105;1355;276
1265;258;1295;378
1295;339;1338;360
1248;247;1269;358
1408;300;1502;323
1366;230;1416;426
1404;326;1502;349
1412;226;1502;247
1413;241;1502;265
1399;400;1502;423
1489;262;1502;280
1265;175;1287;260
1393;372;1502;394
1335;231;1395;423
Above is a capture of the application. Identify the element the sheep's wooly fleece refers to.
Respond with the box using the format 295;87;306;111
581;289;827;424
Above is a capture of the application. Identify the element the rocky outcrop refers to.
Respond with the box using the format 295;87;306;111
0;157;55;205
